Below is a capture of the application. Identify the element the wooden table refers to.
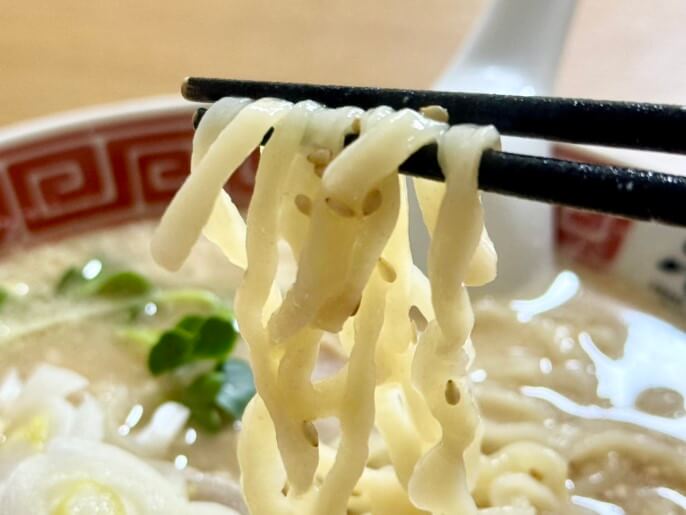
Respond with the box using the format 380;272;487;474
1;0;685;126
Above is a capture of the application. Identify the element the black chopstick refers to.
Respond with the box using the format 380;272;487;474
183;77;686;154
183;77;686;227
479;150;686;226
378;142;686;227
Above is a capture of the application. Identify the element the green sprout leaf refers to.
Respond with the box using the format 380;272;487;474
214;359;255;420
180;360;255;432
0;288;8;312
182;371;226;433
148;329;194;376
185;371;225;402
189;406;224;433
56;267;88;294
193;316;238;359
56;259;150;299
92;271;151;298
145;313;237;375
175;315;206;334
136;298;250;433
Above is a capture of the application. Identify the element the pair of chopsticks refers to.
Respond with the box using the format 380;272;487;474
183;77;686;227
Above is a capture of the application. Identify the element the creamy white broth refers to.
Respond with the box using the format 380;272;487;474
472;269;686;514
0;222;248;491
0;222;685;514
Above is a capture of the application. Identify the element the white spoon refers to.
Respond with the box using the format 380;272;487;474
410;0;576;295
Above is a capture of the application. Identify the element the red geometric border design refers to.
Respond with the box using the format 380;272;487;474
8;143;133;234
554;207;633;268
106;130;193;208
0;175;19;248
0;111;260;254
552;145;635;268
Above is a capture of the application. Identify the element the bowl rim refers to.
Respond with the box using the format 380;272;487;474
0;96;196;150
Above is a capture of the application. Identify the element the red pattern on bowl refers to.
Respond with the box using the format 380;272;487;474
552;145;635;269
0;99;256;253
555;208;633;269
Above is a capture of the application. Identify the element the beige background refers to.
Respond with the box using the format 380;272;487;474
0;0;684;126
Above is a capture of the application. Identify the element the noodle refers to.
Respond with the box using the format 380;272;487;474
569;430;686;477
152;98;572;514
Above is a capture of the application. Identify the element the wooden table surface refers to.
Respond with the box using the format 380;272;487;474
1;0;685;126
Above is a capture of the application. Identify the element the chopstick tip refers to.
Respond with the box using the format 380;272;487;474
180;77;192;99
